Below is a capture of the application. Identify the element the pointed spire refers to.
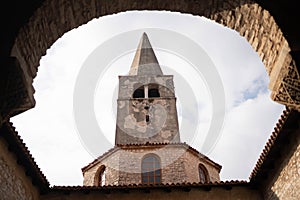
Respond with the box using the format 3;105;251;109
129;32;163;75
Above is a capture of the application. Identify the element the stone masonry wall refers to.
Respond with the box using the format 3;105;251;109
10;0;299;114
183;150;220;183
0;138;40;200
83;148;120;186
262;120;300;200
116;98;180;144
83;144;220;186
211;3;300;110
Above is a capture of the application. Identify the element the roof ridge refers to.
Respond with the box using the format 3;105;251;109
81;146;120;172
51;179;248;190
83;142;221;171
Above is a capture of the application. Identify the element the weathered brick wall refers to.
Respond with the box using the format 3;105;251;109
0;138;40;200
262;120;300;200
83;144;220;186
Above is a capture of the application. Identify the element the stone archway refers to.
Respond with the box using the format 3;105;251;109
8;0;300;120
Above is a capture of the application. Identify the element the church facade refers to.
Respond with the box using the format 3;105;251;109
82;33;221;187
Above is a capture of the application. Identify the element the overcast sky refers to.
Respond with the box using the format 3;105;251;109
11;11;285;186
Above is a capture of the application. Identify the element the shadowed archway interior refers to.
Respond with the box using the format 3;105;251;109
2;0;298;123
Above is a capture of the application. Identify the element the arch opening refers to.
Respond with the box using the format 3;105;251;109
94;165;106;186
11;1;299;113
9;9;288;184
198;164;209;183
133;86;145;98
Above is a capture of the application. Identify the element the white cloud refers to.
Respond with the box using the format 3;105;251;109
210;91;284;180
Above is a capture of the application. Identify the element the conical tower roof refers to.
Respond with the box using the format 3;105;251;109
129;32;163;75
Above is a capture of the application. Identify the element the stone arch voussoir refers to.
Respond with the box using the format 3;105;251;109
10;0;300;118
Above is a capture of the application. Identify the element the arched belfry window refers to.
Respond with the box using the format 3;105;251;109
198;164;209;183
132;84;160;98
133;86;145;98
148;84;160;98
94;165;106;186
142;154;161;184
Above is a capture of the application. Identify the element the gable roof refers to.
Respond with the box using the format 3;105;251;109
81;142;222;172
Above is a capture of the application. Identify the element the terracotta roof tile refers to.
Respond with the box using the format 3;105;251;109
82;142;221;172
51;180;248;192
0;121;50;193
81;146;120;171
117;142;221;168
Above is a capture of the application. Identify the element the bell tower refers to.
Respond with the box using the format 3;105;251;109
82;32;221;186
115;32;180;145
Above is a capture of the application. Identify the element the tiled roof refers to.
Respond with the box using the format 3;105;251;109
51;180;249;192
82;142;222;172
0;121;50;193
81;146;120;171
119;142;222;170
2;106;298;194
249;106;296;181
